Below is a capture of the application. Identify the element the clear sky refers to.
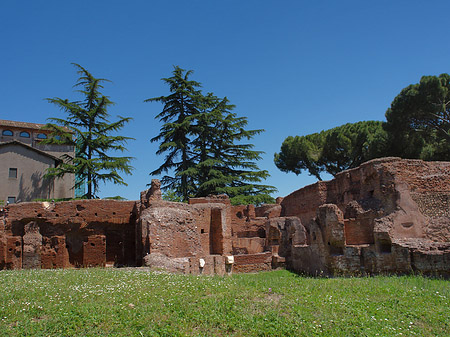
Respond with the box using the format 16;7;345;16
2;1;450;201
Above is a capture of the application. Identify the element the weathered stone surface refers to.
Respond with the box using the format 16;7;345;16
233;252;272;273
22;221;42;269
140;179;162;210
6;236;22;269
281;158;450;276
232;237;265;254
255;204;282;218
140;202;206;258
83;235;106;267
0;235;6;269
1;159;450;277
0;199;137;269
144;252;190;274
41;236;69;269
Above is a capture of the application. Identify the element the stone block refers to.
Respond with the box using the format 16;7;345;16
145;252;190;273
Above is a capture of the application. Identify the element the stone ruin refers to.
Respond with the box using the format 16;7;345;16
0;157;449;276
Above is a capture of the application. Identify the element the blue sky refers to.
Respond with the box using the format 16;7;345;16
2;1;450;200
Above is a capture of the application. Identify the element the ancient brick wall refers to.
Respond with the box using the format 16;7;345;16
280;182;328;225
281;158;403;222
140;191;235;274
385;159;450;193
344;218;374;245
2;159;450;277
139;200;210;258
411;193;450;218
189;196;284;273
277;158;450;276
380;160;450;222
0;200;137;269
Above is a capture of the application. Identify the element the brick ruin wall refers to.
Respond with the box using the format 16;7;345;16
0;200;137;270
278;158;450;276
1;158;450;276
0;187;283;274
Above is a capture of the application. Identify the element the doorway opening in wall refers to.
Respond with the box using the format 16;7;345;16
379;241;392;254
65;232;84;267
106;230;124;267
210;208;223;255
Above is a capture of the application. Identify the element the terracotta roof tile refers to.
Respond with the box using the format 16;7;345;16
0;119;73;133
0;119;45;130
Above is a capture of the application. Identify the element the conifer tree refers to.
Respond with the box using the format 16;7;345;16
144;66;201;201
147;66;276;204
192;96;277;205
43;63;133;199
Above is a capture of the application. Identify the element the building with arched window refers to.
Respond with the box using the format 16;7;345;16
0;120;75;203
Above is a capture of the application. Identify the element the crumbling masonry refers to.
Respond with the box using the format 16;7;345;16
1;157;449;276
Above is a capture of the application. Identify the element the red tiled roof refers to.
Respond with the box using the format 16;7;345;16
0;119;46;130
0;119;73;133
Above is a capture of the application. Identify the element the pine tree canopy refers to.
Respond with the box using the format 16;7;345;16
275;73;450;180
384;73;450;161
42;63;134;199
275;121;387;180
146;66;277;205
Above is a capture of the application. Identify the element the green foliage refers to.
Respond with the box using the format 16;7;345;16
0;269;449;336
147;66;276;205
229;193;275;206
385;73;450;160
32;197;85;202
321;121;387;176
162;189;185;203
103;196;127;200
145;66;201;201
42;63;134;199
276;73;450;180
275;121;387;180
274;132;326;180
190;95;276;205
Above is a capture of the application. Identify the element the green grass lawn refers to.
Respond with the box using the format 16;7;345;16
0;268;448;336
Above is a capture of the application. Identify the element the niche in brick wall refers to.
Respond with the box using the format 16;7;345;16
106;230;124;266
210;208;224;255
65;231;84;267
378;240;392;254
344;218;375;245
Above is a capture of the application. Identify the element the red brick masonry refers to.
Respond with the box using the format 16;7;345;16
1;158;450;276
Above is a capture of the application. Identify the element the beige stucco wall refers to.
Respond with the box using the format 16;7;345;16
34;143;74;159
0;144;74;203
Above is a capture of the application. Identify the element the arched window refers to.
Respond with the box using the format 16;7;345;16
2;130;13;136
20;131;30;138
37;133;47;139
